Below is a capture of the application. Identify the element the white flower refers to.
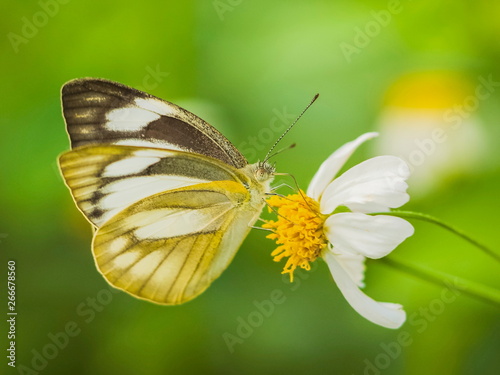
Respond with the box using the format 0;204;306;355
374;71;487;196
264;132;414;329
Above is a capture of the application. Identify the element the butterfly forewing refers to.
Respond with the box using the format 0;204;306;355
62;78;247;168
92;181;262;304
59;145;246;227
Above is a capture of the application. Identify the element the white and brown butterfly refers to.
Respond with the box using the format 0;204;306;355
58;78;276;305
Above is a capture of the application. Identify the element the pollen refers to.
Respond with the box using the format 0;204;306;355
263;191;328;282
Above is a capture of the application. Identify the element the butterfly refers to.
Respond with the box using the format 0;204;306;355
58;78;275;305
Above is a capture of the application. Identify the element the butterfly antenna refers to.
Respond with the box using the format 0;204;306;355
263;93;319;163
264;143;296;162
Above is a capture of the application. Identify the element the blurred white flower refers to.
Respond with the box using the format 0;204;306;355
375;71;487;195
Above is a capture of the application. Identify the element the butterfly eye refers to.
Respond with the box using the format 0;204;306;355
255;165;272;182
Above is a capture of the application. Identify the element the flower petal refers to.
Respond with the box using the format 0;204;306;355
324;213;414;259
333;251;366;288
320;155;410;214
324;251;406;329
307;132;379;201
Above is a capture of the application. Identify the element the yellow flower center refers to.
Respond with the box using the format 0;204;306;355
263;191;328;282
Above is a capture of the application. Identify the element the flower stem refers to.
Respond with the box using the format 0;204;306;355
374;210;500;264
379;257;500;308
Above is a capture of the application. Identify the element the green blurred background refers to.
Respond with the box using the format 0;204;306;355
1;0;499;374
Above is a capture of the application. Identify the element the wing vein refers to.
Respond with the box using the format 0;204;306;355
134;237;182;298
185;210;237;296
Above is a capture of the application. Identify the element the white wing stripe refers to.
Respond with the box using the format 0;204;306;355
132;208;223;240
102;156;161;177
135;97;177;116
113;139;186;151
126;250;167;282
105;107;160;131
102;176;209;196
111;251;141;270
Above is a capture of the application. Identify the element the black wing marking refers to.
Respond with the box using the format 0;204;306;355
61;78;247;168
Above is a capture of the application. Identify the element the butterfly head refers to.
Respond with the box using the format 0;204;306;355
254;161;275;182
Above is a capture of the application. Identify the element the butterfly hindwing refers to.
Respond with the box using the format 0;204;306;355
62;78;247;168
58;145;247;227
92;181;262;304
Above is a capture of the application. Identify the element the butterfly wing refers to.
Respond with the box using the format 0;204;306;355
59;78;274;304
61;78;247;168
92;180;263;304
58;145;247;227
